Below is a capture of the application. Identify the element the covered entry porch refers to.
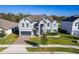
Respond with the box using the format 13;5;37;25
33;21;45;36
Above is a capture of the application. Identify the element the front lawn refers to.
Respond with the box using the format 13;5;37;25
46;32;59;36
0;33;18;44
29;33;79;46
26;47;79;53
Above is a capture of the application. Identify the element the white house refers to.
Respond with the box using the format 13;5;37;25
18;15;58;36
0;19;17;35
61;16;79;36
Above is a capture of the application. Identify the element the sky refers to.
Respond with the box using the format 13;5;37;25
0;5;79;16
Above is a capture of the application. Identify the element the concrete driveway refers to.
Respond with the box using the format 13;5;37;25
0;36;30;53
13;36;30;45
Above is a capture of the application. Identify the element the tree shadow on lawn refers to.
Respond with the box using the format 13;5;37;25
63;35;79;43
64;35;79;40
25;40;39;47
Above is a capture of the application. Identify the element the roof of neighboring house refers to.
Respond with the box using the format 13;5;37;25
24;15;53;22
0;19;18;30
62;16;79;22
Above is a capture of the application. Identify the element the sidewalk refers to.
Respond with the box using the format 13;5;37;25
0;44;79;53
0;45;27;53
0;44;79;49
28;51;73;54
20;44;79;49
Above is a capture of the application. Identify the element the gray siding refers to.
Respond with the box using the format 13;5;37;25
61;21;72;34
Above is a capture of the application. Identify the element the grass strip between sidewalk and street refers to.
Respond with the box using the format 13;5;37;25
26;47;79;53
0;47;7;52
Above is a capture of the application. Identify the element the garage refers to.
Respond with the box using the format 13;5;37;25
21;31;31;35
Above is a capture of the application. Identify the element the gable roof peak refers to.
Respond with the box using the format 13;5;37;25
24;15;52;22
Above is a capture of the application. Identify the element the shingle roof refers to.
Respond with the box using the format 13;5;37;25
25;15;53;22
0;19;17;30
62;16;79;22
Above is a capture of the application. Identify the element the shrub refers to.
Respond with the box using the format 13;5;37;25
46;32;58;36
60;30;67;33
0;30;6;38
46;32;52;35
52;33;58;36
40;34;48;45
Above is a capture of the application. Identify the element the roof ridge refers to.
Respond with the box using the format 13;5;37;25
62;16;79;22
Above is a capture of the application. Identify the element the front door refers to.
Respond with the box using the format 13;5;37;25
33;23;39;36
40;24;44;35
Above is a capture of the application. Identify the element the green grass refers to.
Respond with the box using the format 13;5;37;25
29;33;79;46
0;47;7;52
0;33;18;44
46;32;59;36
26;47;79;53
58;22;61;28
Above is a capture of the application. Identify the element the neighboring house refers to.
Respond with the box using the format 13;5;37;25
0;19;17;35
18;15;58;36
51;20;58;33
61;16;79;36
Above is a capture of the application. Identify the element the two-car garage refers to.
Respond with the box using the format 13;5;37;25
20;31;31;35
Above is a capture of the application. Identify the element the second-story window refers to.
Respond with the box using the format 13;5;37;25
26;23;29;27
54;24;56;26
75;23;77;26
22;23;24;27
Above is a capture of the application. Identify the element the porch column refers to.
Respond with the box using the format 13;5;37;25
19;30;21;36
44;24;46;33
71;31;74;35
31;31;33;37
38;24;41;36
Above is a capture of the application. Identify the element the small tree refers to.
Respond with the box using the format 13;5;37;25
0;30;6;38
40;34;48;46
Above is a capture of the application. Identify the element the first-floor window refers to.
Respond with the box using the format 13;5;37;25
47;23;49;26
47;30;50;32
53;29;56;32
26;23;29;27
78;22;79;29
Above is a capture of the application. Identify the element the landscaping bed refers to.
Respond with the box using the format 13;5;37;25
0;33;18;44
29;33;79;46
26;47;79;53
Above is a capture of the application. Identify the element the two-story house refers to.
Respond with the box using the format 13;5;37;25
61;16;79;36
18;15;58;36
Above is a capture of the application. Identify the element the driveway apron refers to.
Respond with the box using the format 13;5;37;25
0;36;30;53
